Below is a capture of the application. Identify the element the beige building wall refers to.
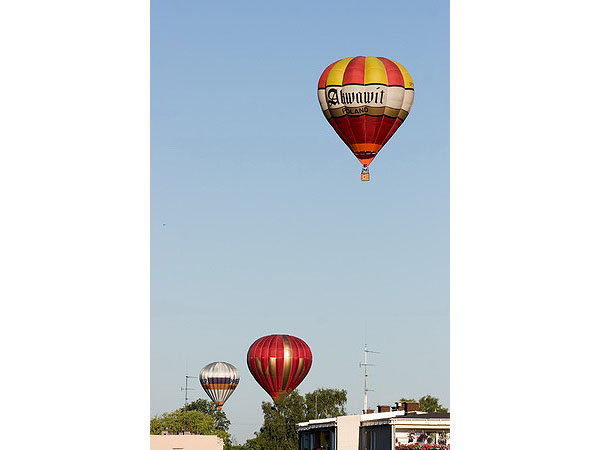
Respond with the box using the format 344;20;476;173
336;415;361;450
150;435;223;450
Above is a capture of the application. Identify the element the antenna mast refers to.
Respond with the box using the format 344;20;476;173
359;344;380;413
181;375;197;407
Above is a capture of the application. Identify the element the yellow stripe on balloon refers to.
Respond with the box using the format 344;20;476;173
364;56;388;85
394;61;414;89
326;57;354;86
281;335;292;390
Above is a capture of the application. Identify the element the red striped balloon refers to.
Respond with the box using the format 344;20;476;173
317;56;414;175
247;334;312;400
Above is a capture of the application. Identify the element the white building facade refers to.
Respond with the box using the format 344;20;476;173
297;407;450;450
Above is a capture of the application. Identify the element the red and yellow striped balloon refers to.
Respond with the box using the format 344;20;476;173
247;334;312;400
317;56;414;172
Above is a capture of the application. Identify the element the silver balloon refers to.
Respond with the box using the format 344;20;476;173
199;362;240;410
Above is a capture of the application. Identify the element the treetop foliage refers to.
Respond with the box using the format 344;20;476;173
181;398;231;432
150;410;228;441
241;388;347;450
414;395;448;413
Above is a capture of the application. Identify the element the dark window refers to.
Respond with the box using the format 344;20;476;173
360;425;391;450
298;428;335;450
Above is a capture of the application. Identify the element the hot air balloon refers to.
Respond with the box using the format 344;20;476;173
317;56;414;181
247;334;312;401
199;362;240;410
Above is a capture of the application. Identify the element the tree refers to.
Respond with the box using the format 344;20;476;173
245;388;347;450
150;410;229;441
304;388;347;420
181;399;231;432
245;391;306;450
417;395;448;413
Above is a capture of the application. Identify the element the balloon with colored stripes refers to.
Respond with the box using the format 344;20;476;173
199;362;240;410
317;56;414;180
247;334;312;401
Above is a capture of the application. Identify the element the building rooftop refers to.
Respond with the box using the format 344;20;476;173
297;411;450;429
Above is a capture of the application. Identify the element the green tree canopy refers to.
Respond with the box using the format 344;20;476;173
181;399;231;432
150;410;229;441
304;388;347;420
245;391;305;450
243;388;347;450
417;395;448;413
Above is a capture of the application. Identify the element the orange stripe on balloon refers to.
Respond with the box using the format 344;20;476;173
351;143;381;152
350;143;382;166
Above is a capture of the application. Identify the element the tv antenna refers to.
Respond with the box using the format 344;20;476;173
359;343;380;413
181;374;197;407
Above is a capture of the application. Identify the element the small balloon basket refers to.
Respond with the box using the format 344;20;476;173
360;165;370;181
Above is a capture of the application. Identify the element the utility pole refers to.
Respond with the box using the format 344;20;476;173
181;375;197;407
359;344;380;413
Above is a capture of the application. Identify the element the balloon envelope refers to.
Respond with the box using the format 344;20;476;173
247;334;312;400
199;362;240;410
317;56;414;166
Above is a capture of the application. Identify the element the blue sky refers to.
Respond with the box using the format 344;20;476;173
151;0;449;442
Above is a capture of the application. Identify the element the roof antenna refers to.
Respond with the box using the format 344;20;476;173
360;337;380;413
181;374;197;408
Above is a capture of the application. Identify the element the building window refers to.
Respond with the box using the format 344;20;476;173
298;428;335;450
360;425;390;450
